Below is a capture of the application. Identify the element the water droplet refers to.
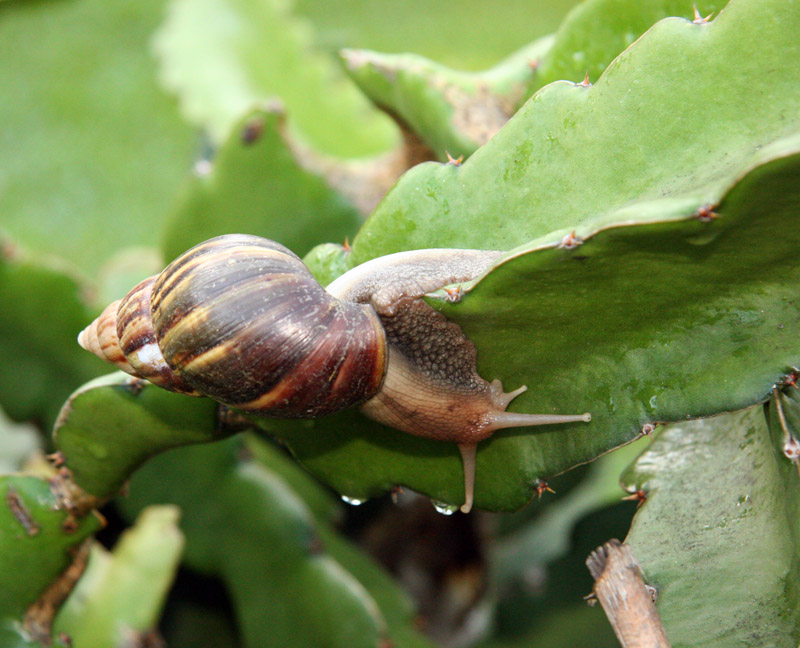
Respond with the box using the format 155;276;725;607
193;159;213;176
431;500;459;515
340;495;364;506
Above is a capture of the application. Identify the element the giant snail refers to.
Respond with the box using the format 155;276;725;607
78;234;590;513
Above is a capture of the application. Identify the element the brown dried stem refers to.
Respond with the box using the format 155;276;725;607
586;539;671;648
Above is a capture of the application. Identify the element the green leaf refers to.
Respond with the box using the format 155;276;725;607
253;0;800;512
622;403;800;646
0;249;100;428
257;144;800;511
0;0;196;276
161;108;362;262
490;438;648;583
54;373;226;499
349;0;800;260
153;0;396;156
531;0;726;91
222;461;388;648
243;434;340;524
476;604;618;648
341;36;552;159
303;243;352;287
482;502;635;647
0;475;102;622
53;506;184;647
119;437;432;647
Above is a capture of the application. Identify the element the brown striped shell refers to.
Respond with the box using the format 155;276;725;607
78;234;387;417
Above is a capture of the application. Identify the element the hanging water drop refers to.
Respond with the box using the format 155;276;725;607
341;495;364;506
431;500;459;515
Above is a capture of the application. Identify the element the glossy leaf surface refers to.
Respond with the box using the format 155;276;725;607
350;0;800;260
342;38;551;160
264;142;800;511
623;403;800;646
55;374;224;499
531;0;726;91
118;436;433;647
53;506;184;647
0;475;101;634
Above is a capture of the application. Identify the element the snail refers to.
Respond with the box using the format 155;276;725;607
79;234;590;512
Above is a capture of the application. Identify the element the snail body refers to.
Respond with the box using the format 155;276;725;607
79;234;590;512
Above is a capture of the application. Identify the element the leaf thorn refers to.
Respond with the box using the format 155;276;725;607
535;479;555;500
622;488;647;507
694;204;719;222
558;231;583;249
641;422;657;437
446;151;464;166
692;4;714;24
443;284;464;303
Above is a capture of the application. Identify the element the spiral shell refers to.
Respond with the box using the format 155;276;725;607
79;234;388;417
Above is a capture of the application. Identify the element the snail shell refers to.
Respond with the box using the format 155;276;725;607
79;234;590;512
79;235;386;417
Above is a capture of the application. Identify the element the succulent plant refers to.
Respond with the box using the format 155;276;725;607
1;0;798;645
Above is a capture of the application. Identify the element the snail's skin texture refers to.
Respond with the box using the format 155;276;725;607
79;234;590;513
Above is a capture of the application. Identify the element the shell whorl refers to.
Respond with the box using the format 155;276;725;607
80;234;388;418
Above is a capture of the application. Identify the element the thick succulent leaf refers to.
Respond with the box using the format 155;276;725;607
0;0;196;276
531;0;725;91
243;435;340;524
476;447;646;647
303;243;352;288
254;0;800;511
0;475;102;624
622;403;800;646
483;501;636;647
0;249;100;428
258;143;800;511
0;632;45;648
477;604;619;648
118;437;432;647
341;36;552;159
153;0;395;156
158;598;239;648
54;373;224;499
53;506;184;647
490;438;648;583
161;108;361;263
349;0;800;261
220;463;388;648
313;526;434;648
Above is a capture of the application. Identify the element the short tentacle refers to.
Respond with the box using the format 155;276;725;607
458;443;477;514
